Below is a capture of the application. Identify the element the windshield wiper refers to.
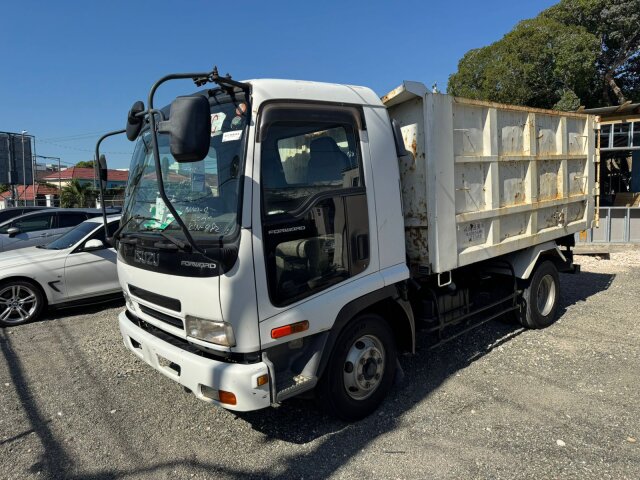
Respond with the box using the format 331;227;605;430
112;215;157;241
152;230;191;252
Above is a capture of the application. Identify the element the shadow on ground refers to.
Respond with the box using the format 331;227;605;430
42;297;124;323
0;271;615;479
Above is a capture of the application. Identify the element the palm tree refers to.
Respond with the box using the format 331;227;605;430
60;179;92;208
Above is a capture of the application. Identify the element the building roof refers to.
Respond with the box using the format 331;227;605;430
0;184;60;201
582;102;640;117
41;166;129;182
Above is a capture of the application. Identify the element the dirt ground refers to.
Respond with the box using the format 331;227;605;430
1;252;639;479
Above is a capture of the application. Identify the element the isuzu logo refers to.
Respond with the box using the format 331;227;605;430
134;249;159;267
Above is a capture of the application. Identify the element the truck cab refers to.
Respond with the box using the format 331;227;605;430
117;79;412;419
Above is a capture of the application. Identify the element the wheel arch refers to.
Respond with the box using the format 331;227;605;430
316;283;414;379
0;276;50;308
502;241;568;281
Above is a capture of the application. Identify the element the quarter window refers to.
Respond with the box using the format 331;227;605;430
58;212;89;228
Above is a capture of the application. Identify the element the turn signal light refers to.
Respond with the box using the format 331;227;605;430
271;320;309;339
200;385;237;405
256;374;269;387
218;390;237;405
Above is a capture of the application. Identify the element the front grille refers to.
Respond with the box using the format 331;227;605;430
129;284;181;312
139;304;183;329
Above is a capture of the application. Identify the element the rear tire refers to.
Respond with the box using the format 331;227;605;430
317;314;397;421
516;260;560;329
0;279;45;327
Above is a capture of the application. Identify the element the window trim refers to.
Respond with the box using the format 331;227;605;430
257;100;366;143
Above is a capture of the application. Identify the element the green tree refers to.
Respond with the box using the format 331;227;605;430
544;0;640;104
448;0;639;109
75;160;96;168
0;184;8;193
60;179;93;208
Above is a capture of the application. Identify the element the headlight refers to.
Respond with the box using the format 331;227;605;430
185;316;236;347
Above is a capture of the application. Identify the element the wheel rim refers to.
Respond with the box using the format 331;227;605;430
0;285;38;324
343;334;385;400
536;274;556;317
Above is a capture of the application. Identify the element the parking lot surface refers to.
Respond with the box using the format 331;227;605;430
1;253;639;480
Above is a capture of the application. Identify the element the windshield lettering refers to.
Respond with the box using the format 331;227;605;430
120;93;248;248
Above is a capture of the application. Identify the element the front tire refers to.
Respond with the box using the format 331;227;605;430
516;260;560;329
0;280;45;327
317;314;397;421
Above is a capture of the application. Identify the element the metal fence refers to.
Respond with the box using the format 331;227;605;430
577;207;640;244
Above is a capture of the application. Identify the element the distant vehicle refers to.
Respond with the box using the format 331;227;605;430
0;216;121;326
0;208;119;252
0;206;52;224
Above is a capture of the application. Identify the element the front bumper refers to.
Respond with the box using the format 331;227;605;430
119;310;271;412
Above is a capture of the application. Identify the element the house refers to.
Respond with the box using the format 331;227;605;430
0;184;60;209
40;166;129;189
583;102;640;205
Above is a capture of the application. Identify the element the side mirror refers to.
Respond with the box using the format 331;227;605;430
126;100;145;141
98;154;108;187
158;95;211;163
7;227;20;238
83;239;105;251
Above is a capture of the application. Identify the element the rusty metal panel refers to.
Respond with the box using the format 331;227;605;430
383;82;595;274
538;160;562;200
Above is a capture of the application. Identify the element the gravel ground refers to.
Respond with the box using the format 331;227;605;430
1;253;639;480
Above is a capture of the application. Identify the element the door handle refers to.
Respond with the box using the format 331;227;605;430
353;233;369;261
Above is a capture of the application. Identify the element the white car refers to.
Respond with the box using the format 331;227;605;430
0;208;119;252
0;216;122;326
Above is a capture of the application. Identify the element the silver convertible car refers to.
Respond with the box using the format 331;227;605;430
0;216;122;326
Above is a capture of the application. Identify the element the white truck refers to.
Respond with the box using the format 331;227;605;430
98;69;595;420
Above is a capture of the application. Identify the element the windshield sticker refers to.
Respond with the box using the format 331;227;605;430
191;173;205;192
222;130;242;142
211;112;227;136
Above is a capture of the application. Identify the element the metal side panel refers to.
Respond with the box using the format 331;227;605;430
451;102;594;269
383;84;595;274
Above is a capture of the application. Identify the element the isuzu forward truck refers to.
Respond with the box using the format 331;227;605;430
100;68;595;420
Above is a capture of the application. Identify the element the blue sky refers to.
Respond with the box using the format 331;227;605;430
0;0;557;169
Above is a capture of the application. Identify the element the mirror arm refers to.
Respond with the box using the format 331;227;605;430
95;129;126;243
146;70;224;263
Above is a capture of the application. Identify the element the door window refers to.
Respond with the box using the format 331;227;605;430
12;213;54;233
260;105;369;306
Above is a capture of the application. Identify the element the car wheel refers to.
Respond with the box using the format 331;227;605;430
0;280;45;327
516;260;560;329
317;314;397;421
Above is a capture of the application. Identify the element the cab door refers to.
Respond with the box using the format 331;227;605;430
253;104;379;322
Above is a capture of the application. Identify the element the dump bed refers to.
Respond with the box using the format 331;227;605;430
383;81;596;274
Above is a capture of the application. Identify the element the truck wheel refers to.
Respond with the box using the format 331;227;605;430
0;280;45;327
517;260;560;329
317;314;397;421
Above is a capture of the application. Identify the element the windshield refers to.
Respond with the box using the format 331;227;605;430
121;92;249;245
43;222;97;250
